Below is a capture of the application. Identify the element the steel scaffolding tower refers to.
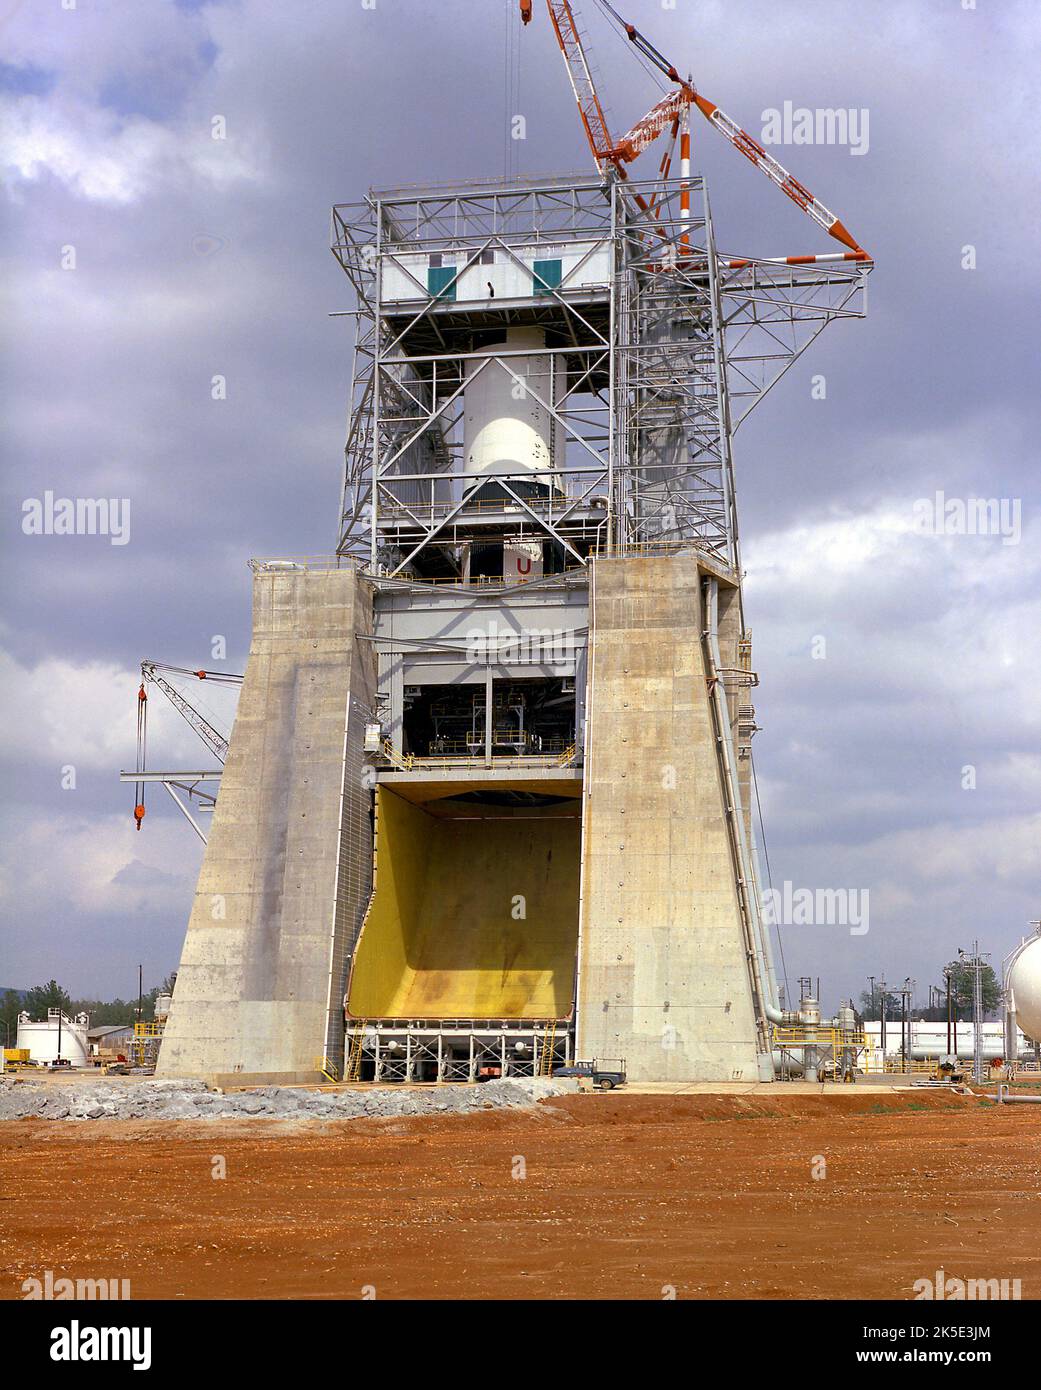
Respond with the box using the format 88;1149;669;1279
331;172;869;576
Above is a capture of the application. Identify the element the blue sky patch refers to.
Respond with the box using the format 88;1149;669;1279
0;62;57;97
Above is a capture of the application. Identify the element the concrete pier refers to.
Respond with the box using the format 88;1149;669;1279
158;566;375;1083
575;555;762;1082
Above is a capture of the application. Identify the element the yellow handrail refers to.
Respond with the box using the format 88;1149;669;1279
772;1027;867;1050
379;742;578;772
381;738;414;771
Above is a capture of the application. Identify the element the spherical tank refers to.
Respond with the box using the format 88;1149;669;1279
1009;935;1041;1042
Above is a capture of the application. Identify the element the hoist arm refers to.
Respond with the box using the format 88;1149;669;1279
523;0;870;257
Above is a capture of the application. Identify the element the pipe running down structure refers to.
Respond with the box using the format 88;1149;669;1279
703;577;857;1079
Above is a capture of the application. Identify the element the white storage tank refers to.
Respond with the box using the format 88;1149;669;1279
1008;934;1041;1042
16;1009;90;1066
463;327;565;480
862;1020;1027;1061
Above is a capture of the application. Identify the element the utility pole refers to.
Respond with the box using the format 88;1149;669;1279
960;942;990;1084
899;978;915;1071
868;975;876;1020
879;975;888;1065
945;968;953;1056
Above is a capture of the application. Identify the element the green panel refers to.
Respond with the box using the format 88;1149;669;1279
427;265;457;300
532;258;563;295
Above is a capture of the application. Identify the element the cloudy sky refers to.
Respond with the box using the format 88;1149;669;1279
1;0;1038;1011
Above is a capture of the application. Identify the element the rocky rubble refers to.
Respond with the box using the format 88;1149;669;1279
0;1075;573;1123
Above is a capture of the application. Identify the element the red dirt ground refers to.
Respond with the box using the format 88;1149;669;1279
2;1091;1039;1300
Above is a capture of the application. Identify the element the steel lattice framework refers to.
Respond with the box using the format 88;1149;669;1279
331;173;869;575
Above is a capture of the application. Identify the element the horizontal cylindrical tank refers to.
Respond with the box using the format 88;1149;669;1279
16;1011;90;1066
772;1049;804;1076
1009;935;1041;1042
863;1021;1031;1061
463;327;564;479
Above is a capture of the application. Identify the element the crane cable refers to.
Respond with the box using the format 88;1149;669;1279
504;0;513;178
144;662;242;686
592;0;668;97
134;682;147;830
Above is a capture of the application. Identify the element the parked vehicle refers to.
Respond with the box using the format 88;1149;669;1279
552;1058;626;1090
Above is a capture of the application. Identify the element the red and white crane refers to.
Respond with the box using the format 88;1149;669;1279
521;0;870;262
132;662;242;832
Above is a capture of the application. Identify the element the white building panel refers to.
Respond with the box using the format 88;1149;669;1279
379;240;611;306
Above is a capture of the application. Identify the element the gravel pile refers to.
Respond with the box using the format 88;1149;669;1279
0;1075;573;1123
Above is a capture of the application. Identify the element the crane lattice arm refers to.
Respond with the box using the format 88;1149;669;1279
544;0;615;175
141;663;230;763
686;92;864;254
613;88;688;163
523;0;869;258
132;662;243;828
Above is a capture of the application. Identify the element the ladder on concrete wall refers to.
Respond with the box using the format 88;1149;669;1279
538;1022;557;1076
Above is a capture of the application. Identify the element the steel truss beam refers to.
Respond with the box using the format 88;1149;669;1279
344;1019;572;1084
118;771;220;843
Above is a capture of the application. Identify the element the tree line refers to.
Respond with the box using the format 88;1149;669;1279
0;975;177;1045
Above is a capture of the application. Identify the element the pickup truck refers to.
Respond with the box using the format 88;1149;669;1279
552;1058;626;1090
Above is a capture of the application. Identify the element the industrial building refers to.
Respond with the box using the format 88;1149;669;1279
87;1024;135;1059
154;2;876;1086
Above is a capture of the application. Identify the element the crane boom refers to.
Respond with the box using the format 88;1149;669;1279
131;662;242;829
140;662;235;763
524;0;869;257
613;88;688;163
545;0;615;175
687;92;863;254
